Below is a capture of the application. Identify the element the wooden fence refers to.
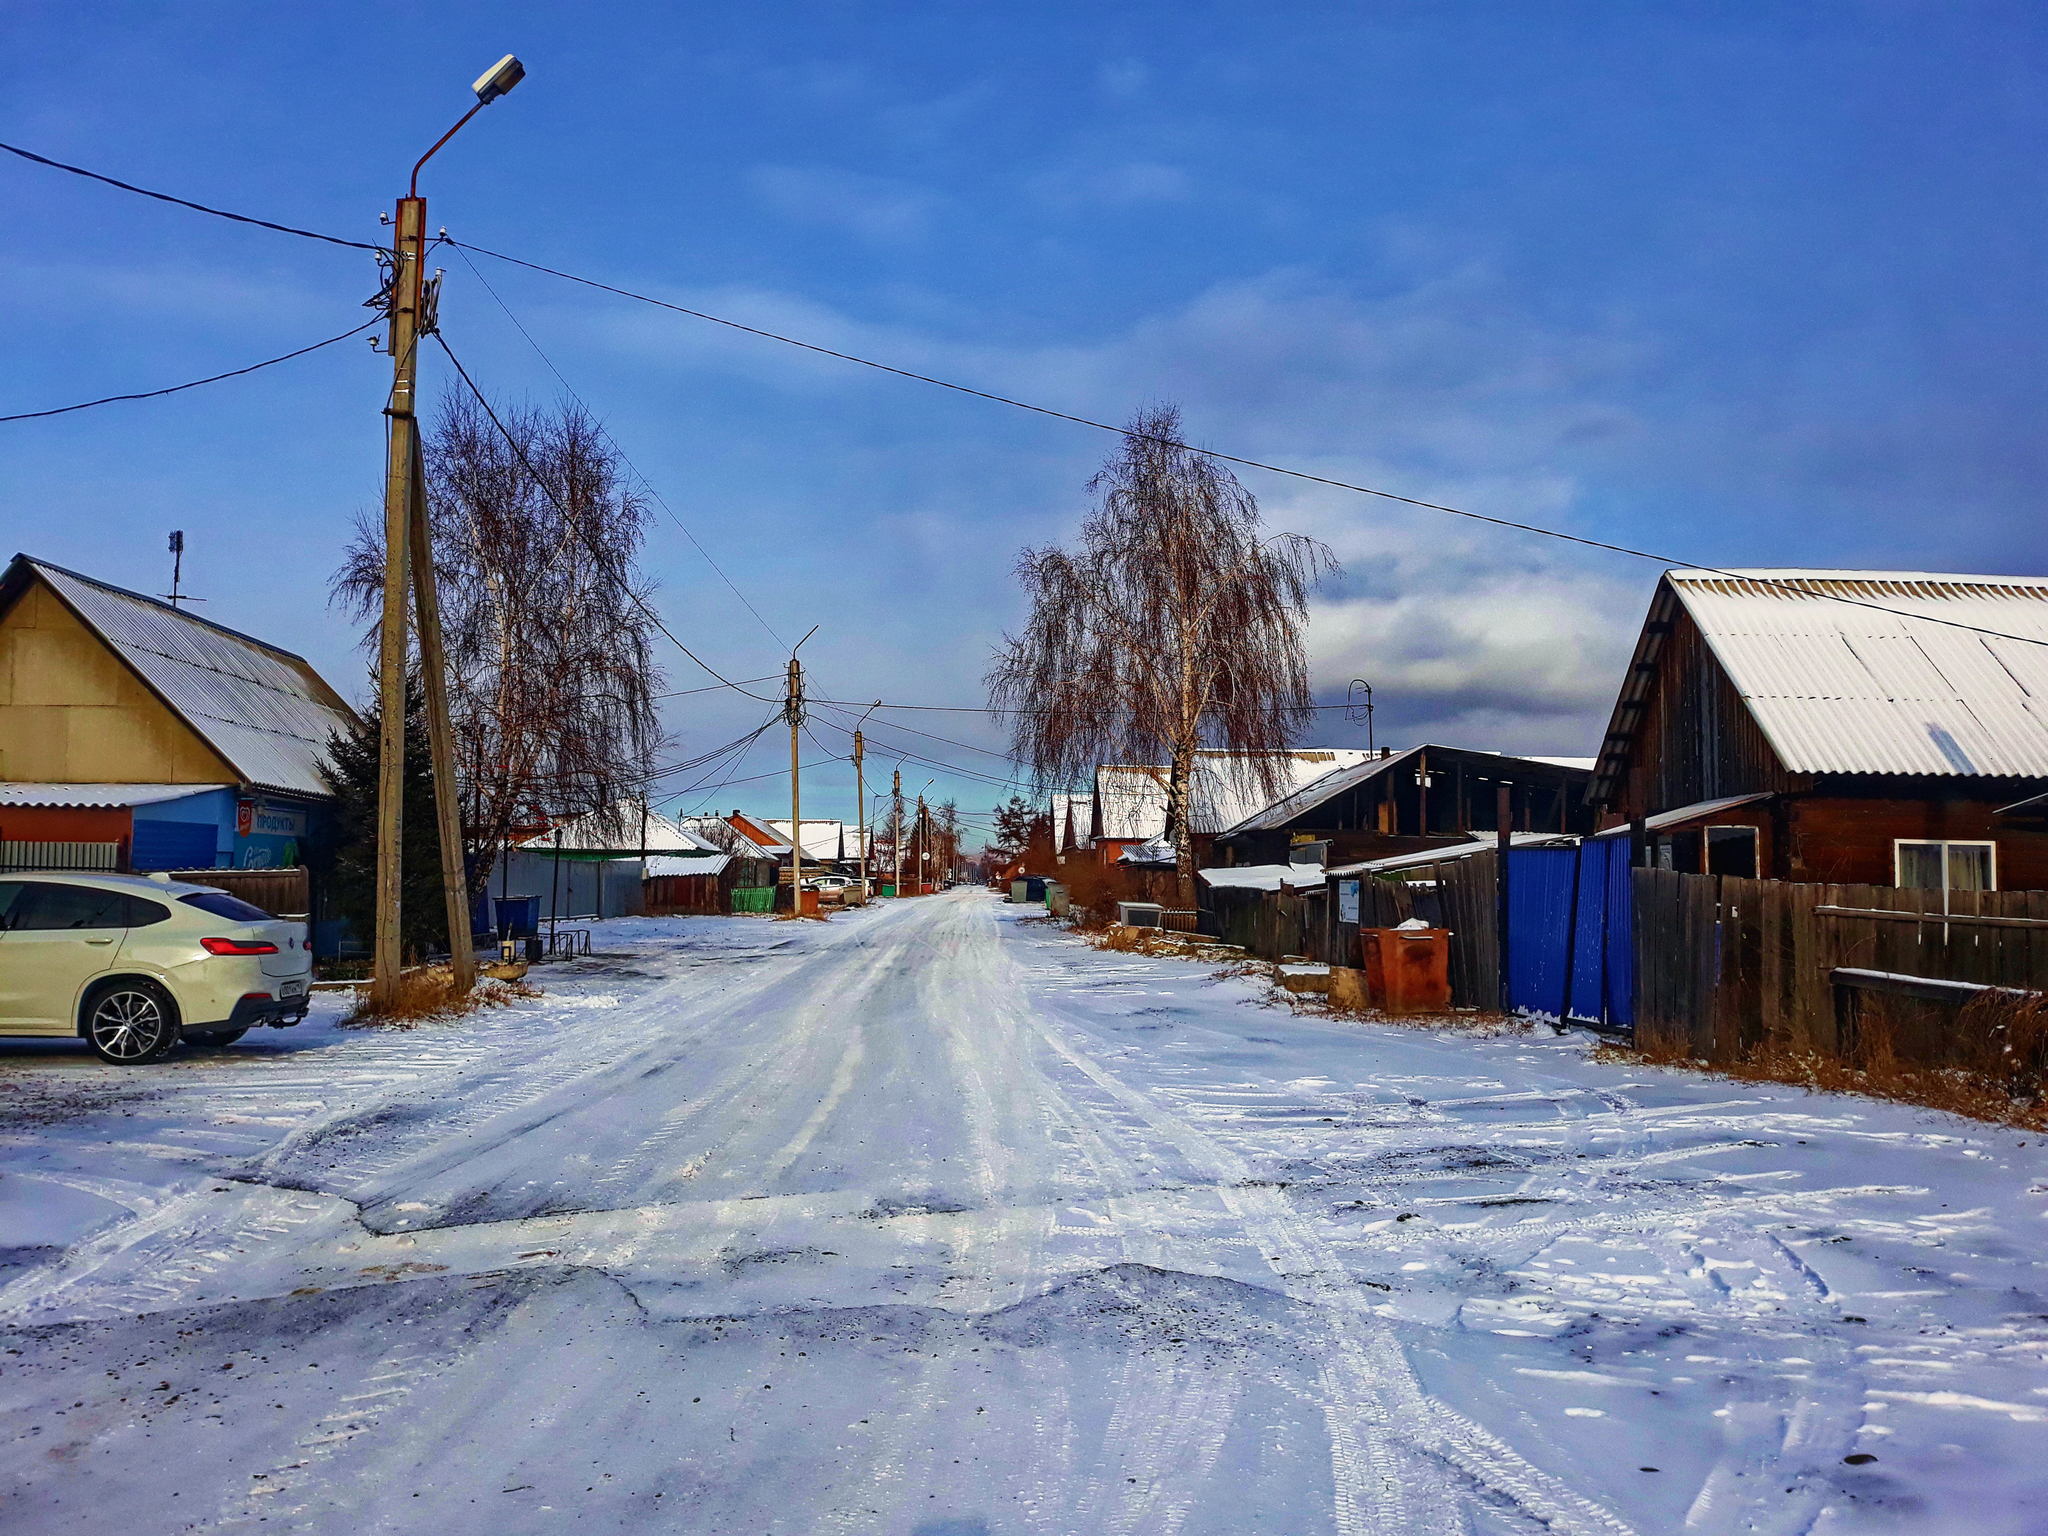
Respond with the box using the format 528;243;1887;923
168;866;311;918
1633;871;2048;1064
1318;851;1499;1009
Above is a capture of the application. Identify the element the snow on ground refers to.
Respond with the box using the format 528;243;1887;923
0;889;2043;1533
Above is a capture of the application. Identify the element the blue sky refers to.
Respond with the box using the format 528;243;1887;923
5;3;2045;841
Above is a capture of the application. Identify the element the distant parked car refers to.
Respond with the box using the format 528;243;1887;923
0;872;311;1064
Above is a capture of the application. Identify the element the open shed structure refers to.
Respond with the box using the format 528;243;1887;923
1211;744;1596;869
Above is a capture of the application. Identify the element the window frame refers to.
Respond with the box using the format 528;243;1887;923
1704;824;1760;879
1892;838;1998;894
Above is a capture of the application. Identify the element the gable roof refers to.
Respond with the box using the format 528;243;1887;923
765;818;867;862
3;555;357;799
1093;750;1375;841
517;801;722;854
1221;744;1592;835
1592;569;2048;802
677;815;781;860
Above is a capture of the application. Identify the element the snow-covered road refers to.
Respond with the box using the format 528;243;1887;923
2;889;2043;1533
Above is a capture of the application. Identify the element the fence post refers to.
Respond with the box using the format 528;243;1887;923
1496;784;1512;1011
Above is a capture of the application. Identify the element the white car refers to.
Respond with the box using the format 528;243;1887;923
0;872;313;1064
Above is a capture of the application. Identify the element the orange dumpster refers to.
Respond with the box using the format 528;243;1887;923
1357;927;1451;1014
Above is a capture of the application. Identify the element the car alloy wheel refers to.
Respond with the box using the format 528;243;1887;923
86;984;178;1064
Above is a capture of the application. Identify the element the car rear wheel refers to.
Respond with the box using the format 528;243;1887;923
184;1028;248;1048
83;981;180;1064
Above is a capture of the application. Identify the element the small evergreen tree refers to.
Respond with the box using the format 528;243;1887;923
322;676;450;963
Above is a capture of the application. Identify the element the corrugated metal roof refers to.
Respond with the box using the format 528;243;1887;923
1589;792;1772;838
0;782;232;808
1094;750;1374;841
27;559;356;798
1669;569;2048;777
521;802;721;854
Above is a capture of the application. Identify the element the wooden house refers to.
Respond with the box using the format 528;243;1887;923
1588;569;2048;890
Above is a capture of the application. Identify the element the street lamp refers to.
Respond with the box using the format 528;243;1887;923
368;55;526;1012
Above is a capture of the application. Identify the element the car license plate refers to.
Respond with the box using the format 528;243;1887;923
279;980;306;998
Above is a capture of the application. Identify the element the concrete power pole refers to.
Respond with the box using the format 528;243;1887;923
369;59;522;1010
916;794;926;895
853;729;867;902
892;769;902;897
786;655;803;914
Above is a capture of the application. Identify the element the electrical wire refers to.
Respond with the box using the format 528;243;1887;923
0;316;381;423
8;131;2025;653
444;240;790;652
451;236;2048;654
433;331;781;705
0;140;381;251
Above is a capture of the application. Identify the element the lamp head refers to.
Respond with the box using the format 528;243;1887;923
473;54;525;104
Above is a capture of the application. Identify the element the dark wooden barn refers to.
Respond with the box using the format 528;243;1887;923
1210;744;1596;868
1589;569;2048;891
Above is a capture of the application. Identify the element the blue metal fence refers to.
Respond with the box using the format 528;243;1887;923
1506;839;1633;1028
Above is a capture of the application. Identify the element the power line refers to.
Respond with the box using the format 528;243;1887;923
0;317;380;423
0;140;381;251
452;237;2048;654
433;332;781;705
444;239;789;652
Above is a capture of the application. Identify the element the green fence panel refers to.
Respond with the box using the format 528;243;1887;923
731;887;775;914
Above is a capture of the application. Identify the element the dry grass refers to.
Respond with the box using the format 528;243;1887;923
340;966;542;1029
1600;991;2048;1132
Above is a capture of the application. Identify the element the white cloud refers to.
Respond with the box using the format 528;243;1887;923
565;254;1662;756
1029;160;1194;212
747;165;938;245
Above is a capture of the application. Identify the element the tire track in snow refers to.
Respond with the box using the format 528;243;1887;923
1022;986;1639;1536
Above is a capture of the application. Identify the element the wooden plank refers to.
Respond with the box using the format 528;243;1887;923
1813;904;2048;931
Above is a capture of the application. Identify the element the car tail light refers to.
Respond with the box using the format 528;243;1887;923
202;937;279;956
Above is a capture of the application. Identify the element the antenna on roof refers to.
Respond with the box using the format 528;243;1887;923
162;531;204;608
1345;679;1374;752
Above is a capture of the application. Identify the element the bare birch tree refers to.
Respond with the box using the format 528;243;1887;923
332;391;665;900
987;404;1335;904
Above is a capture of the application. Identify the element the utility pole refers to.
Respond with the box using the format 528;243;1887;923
916;794;926;895
369;190;423;1010
786;654;803;914
368;55;522;1012
892;769;902;897
853;729;867;902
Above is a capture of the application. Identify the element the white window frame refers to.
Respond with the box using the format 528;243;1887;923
1892;838;1997;894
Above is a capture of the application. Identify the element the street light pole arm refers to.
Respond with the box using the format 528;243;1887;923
411;100;489;198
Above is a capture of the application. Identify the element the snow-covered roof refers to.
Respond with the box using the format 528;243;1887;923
645;852;731;878
520;802;722;854
1116;835;1176;868
1326;832;1575;877
4;555;357;799
764;819;868;863
1094;750;1376;841
0;782;232;809
1049;792;1093;849
1611;569;2048;787
677;816;782;859
1197;863;1325;893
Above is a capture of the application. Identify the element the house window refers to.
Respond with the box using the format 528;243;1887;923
1894;840;1995;894
1705;826;1758;878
